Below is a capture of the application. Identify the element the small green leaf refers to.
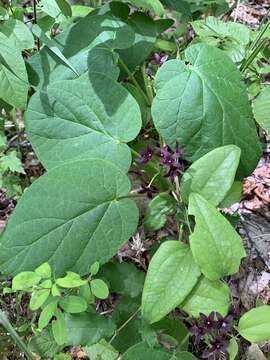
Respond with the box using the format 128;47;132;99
0;151;25;174
253;86;270;134
56;272;87;288
181;277;230;317
59;296;87;313
51;284;61;297
40;279;52;289
181;145;241;206
52;310;67;345
189;193;246;280
30;289;50;310
35;262;51;279
144;193;176;231
91;279;109;300
122;342;174;360
54;353;72;360
228;338;238;360
38;300;58;330
79;284;95;304
238;306;270;342
142;241;201;324
84;339;119;360
90;262;100;276
12;271;41;291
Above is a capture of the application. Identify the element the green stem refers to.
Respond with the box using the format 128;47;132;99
109;307;141;345
118;58;150;105
0;310;35;360
141;63;154;104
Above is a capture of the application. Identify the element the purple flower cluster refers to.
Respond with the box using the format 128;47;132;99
151;53;169;65
188;312;235;360
137;143;184;180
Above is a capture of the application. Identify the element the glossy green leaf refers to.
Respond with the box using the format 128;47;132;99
99;261;145;298
144;193;176;231
0;159;139;276
189;193;245;280
65;312;116;346
30;289;50;310
0;19;34;50
12;271;41;291
85;339;119;360
38;300;58;330
27;13;135;88
253;86;270;133
25;73;141;171
181;145;241;206
228;338;238;360
59;295;87;313
52;310;67;345
152;43;261;177
0;33;28;109
91;279;109;299
238;306;270;342
56;272;87;288
142;241;201;323
121;0;164;16
181;276;230;317
35;262;51;279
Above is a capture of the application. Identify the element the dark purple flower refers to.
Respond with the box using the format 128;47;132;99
216;313;234;335
189;320;206;345
136;146;154;164
155;144;184;180
202;335;229;360
151;53;168;65
200;312;217;332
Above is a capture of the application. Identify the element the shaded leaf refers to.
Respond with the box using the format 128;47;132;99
253;86;270;134
85;339;119;360
29;326;62;357
65;312;116;346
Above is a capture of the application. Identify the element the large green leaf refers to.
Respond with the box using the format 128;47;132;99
0;33;28;109
181;145;241;206
0;19;34;50
188;193;245;280
238;306;270;343
65;311;116;346
253;86;270;134
181;276;230;317
142;241;201;324
0;159;139;276
27;12;135;88
152;43;261;177
25;73;141;171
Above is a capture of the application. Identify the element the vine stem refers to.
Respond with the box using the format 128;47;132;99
109;307;141;345
118;58;150;106
33;0;40;50
0;310;35;360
